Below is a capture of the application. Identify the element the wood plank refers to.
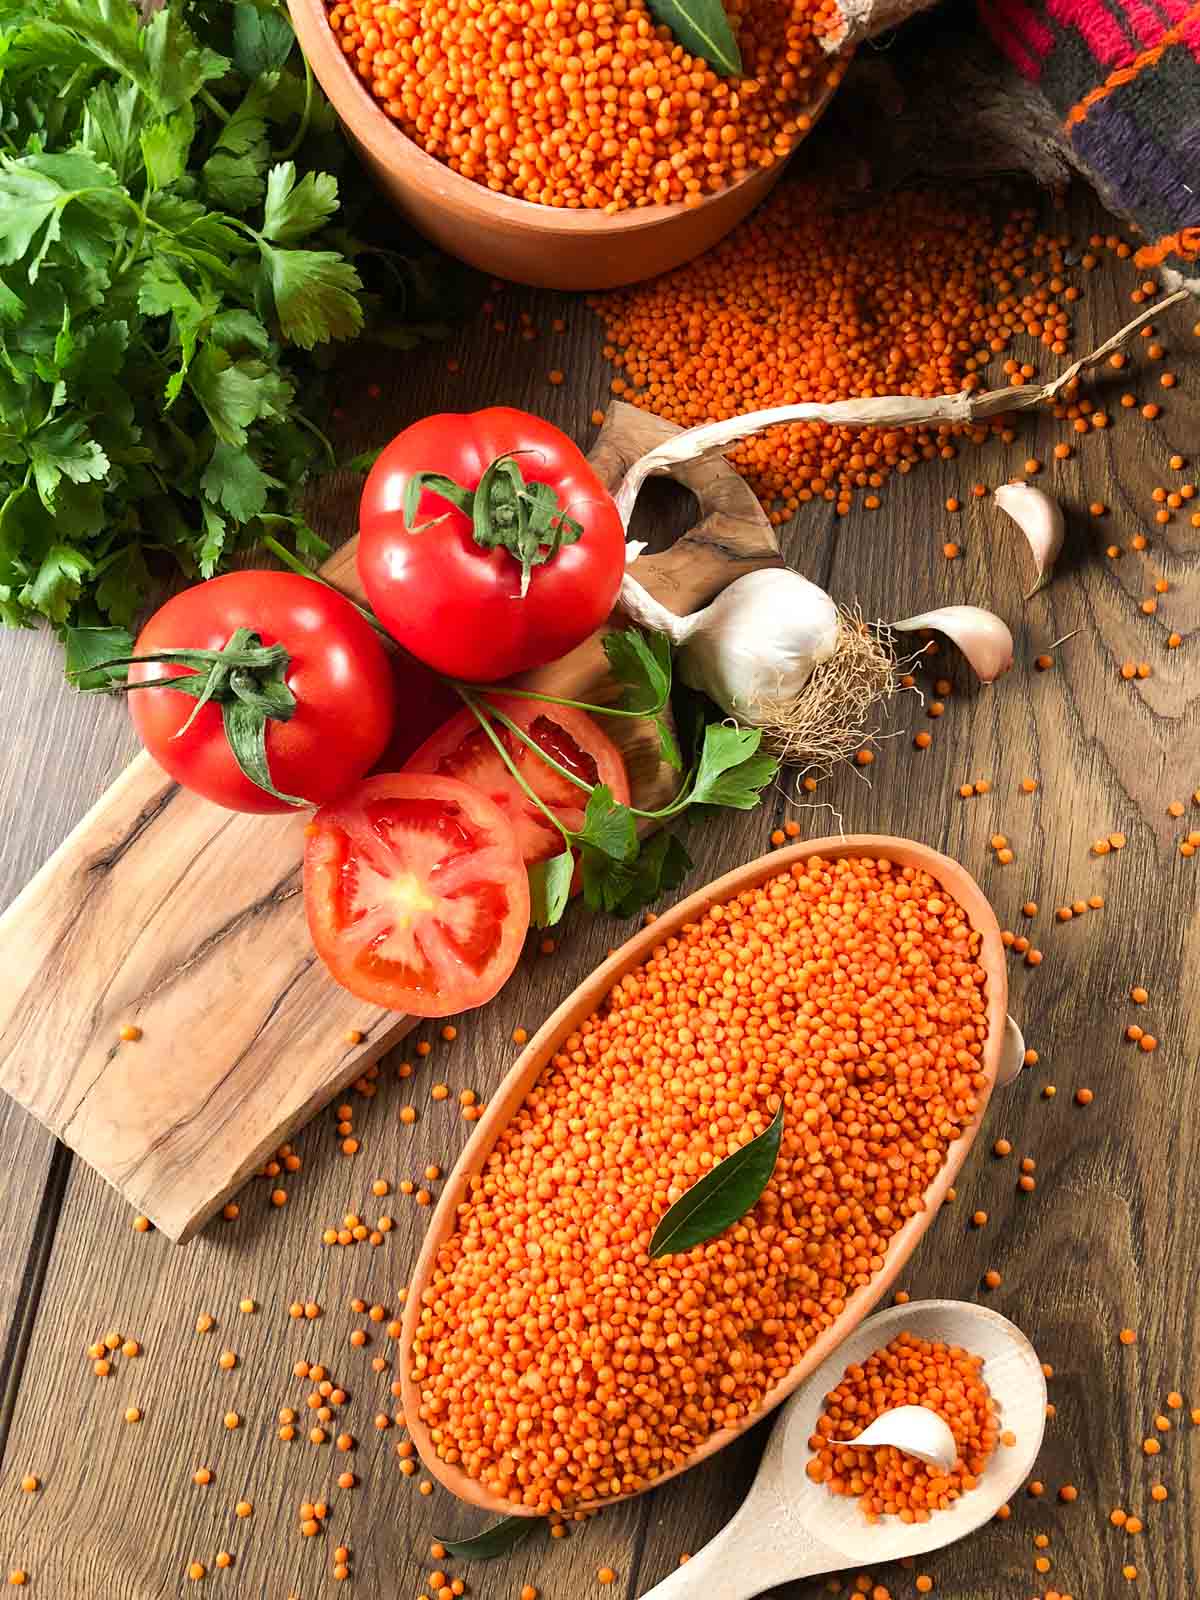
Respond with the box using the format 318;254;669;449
0;402;779;1244
1;192;1196;1600
0;621;140;1449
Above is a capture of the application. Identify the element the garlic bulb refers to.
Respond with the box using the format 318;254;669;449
620;567;840;722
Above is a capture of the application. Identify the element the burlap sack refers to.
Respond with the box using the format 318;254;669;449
820;0;1200;290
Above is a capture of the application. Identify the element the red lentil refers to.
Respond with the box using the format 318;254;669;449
593;193;1074;516
411;855;990;1509
807;1332;997;1520
327;0;841;214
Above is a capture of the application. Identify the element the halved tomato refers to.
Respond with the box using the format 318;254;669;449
304;774;530;1016
403;695;630;868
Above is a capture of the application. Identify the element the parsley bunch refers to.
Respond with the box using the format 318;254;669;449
0;0;454;670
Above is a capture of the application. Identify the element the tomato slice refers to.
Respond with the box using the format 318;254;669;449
403;695;631;867
304;774;530;1016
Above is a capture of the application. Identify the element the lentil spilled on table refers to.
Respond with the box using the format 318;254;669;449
592;190;1078;519
410;852;992;1510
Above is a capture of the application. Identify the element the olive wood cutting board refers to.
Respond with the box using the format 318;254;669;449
0;403;782;1241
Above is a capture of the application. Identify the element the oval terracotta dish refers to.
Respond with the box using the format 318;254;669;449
399;834;1017;1515
286;0;845;290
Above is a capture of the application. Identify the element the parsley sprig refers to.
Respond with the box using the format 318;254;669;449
456;628;779;926
0;0;461;661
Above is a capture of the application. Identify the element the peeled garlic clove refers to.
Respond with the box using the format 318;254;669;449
893;605;1014;682
993;482;1065;598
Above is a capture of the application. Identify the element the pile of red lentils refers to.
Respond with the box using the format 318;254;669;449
410;853;991;1510
592;188;1077;519
323;0;842;210
807;1331;999;1520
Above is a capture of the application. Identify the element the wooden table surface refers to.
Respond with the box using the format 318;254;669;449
0;185;1196;1600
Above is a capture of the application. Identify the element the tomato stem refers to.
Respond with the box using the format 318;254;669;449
77;627;307;808
405;455;584;599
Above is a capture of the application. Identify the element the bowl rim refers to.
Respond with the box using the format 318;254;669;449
399;833;1010;1515
288;0;845;234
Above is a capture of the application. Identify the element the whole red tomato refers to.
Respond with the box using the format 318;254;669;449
127;572;395;814
356;408;626;682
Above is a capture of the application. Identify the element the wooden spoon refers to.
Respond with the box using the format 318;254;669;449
398;836;1028;1514
637;1298;1047;1598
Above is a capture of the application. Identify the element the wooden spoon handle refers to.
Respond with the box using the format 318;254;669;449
635;1491;830;1598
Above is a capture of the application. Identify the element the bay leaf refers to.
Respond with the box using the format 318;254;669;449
435;1515;539;1560
645;0;742;76
649;1104;783;1257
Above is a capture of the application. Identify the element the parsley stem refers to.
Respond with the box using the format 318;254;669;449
463;689;695;823
483;705;593;795
439;679;665;721
260;536;392;642
629;781;697;821
278;54;315;160
199;87;230;124
0;470;32;532
453;689;573;847
290;409;337;469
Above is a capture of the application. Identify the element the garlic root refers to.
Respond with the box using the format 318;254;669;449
748;610;897;765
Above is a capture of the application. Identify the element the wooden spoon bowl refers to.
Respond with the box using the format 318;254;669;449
287;0;846;290
399;835;1015;1514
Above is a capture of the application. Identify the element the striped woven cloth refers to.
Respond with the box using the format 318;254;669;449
978;0;1200;279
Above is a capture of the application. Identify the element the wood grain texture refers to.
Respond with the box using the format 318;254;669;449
0;622;140;1450
0;404;777;1243
0;185;1196;1600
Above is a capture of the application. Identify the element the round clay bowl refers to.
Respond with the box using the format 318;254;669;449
287;0;844;290
399;834;1010;1514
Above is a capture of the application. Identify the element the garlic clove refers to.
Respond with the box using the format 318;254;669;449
893;606;1014;682
993;483;1065;598
829;1405;959;1473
